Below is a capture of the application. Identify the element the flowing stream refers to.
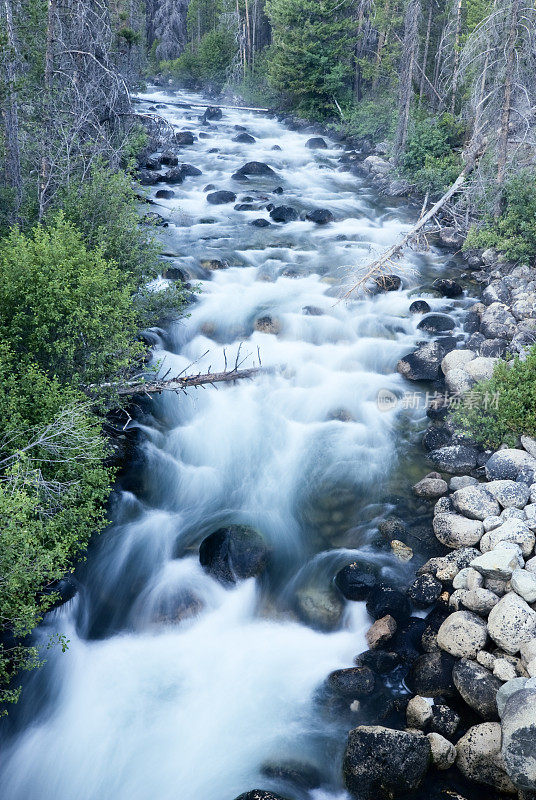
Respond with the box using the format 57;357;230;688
0;90;469;800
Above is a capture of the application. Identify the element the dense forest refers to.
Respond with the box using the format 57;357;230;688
1;0;536;714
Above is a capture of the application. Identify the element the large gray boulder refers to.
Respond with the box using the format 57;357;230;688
343;726;431;799
199;525;268;583
437;611;488;658
452;658;502;719
397;341;446;381
486;480;531;509
480;519;535;557
453;485;501;520
486;449;536;481
487;592;536;654
456;723;516;793
501;688;536;791
428;445;479;475
471;546;524;580
479;302;517;340
433;513;484;548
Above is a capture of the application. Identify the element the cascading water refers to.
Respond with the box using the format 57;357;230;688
0;90;468;800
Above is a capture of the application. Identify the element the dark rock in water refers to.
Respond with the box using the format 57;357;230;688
235;203;257;211
180;163;202;177
422;425;452;451
144;155;162;170
174;130;195;145
200;259;227;271
327;666;376;698
231;172;251;182
409;300;431;314
273;186;284;194
160;150;179;166
408;574;442;607
235;161;278;177
207;190;237;205
251;218;271;227
306;137;328;149
501;687;536;791
335;561;378;601
235;124;247;131
295;583;344;631
155;189;175;199
431;703;460;737
366;584;411;624
164;167;184;184
163;266;186;281
233;132;256;143
199;525;268;583
234;792;290;800
355;650;401;674
138;169;160;185
272;144;282;151
433;278;464;298
373;274;401;292
407;651;456;697
199;132;211;139
391;617;427;662
302;305;323;316
203;184;216;192
43;577;78;610
343;726;431;800
203;106;222;121
428;444;479;474
452;658;501;719
378;516;408;541
270;206;298;223
464;310;480;334
143;212;167;227
417;313;456;333
208;148;220;153
397;341;446;381
306;209;334;225
261;760;321;791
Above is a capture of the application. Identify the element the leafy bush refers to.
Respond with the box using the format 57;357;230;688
342;98;397;143
464;171;536;264
0;215;142;385
161;29;236;89
0;343;112;714
400;113;465;193
452;347;536;448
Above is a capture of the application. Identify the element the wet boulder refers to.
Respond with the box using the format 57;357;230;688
428;445;479;475
334;560;378;601
456;723;516;792
453;658;501;719
306;137;328;149
406;650;456;697
234;792;290;800
199;525;268;583
408;574;442;607
432;278;464;298
486;448;536;481
365;584;411;624
179;163;202;177
254;315;281;334
326;666;376;698
501;687;536;791
155;189;175;199
203;106;222;121
233;132;256;143
144;155;162;170
207;190;237;205
270;206;298;223
417;313;456;333
305;209;334;225
409;299;431;314
160;150;179;166
164;166;185;184
235;161;278;178
431;703;460;737
260;761;321;791
251;219;271;228
173;130;196;145
372;274;401;292
343;726;431;799
138;169;160;185
397;341;446;381
295;583;344;631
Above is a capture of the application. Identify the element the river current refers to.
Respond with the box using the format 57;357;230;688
0;90;468;800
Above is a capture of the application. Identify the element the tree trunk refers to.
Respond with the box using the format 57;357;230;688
450;0;464;113
495;0;519;211
99;366;265;397
394;0;422;159
419;0;433;104
1;0;22;218
39;0;57;220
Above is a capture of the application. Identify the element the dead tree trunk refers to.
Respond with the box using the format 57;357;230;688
92;366;265;398
450;0;464;113
495;0;519;212
1;0;22;218
395;0;422;160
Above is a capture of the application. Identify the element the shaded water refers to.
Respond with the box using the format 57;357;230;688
0;90;470;800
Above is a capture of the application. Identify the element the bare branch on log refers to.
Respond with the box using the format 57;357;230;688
99;366;265;398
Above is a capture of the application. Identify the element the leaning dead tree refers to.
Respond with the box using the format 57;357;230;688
344;140;486;298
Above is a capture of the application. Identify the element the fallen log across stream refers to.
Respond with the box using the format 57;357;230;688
94;366;265;398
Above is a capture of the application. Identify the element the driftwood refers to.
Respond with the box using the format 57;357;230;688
344;141;486;298
113;366;263;397
133;96;269;113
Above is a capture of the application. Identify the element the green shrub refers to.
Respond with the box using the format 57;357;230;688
464;171;536;264
400;112;465;193
452;347;536;448
0;343;112;714
161;49;203;89
342;98;397;142
197;28;236;85
0;215;142;385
